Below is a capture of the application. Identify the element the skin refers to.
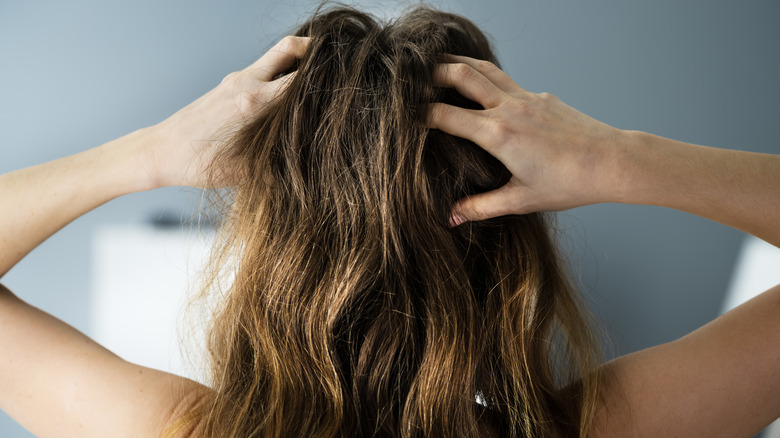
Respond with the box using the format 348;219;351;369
430;55;780;437
0;36;309;438
0;38;778;437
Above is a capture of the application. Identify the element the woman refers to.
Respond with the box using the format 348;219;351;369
1;6;778;438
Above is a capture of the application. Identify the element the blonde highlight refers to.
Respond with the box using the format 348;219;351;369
190;5;601;437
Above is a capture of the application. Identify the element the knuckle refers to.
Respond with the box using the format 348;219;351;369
278;35;295;51
512;100;533;117
427;104;441;122
537;91;558;102
490;117;513;143
453;62;476;80
475;59;498;73
220;71;241;86
278;35;307;54
437;103;453;118
238;91;259;113
469;203;490;221
428;103;448;126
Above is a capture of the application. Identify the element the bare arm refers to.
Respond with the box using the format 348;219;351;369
0;36;309;438
0;283;205;438
428;55;780;437
617;131;780;247
595;283;780;438
0;131;153;278
429;56;780;247
0;36;308;278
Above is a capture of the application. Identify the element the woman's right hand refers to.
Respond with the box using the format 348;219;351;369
428;55;630;225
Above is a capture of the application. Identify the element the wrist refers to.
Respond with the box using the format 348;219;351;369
611;129;697;208
609;129;652;205
588;128;642;206
104;127;163;193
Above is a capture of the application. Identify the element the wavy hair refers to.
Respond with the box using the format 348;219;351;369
189;5;601;438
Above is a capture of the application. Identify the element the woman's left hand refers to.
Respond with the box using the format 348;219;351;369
142;36;310;188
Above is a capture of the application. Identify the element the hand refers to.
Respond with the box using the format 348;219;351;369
428;55;628;226
142;36;310;188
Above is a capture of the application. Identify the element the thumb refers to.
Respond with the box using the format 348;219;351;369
449;184;520;227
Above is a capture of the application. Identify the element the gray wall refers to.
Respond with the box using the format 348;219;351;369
1;0;778;436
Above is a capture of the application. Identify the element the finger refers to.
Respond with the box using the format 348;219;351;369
248;36;311;82
259;70;298;100
449;185;521;226
444;54;525;93
433;63;504;109
274;69;298;87
427;102;494;146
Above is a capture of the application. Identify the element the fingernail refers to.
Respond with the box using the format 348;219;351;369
449;213;465;228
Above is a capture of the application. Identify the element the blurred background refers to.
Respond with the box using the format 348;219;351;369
1;0;779;436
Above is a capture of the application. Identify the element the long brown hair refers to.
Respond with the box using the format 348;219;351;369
192;5;601;437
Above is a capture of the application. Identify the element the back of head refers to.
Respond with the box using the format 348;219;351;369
198;5;600;438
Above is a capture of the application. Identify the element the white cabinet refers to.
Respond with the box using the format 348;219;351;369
91;224;212;384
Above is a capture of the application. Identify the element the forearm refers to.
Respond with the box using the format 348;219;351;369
0;128;156;277
616;131;780;247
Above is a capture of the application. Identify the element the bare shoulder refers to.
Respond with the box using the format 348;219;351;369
592;284;780;438
0;283;210;438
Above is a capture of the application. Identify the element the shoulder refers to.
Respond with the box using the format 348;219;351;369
592;284;780;437
0;283;210;438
